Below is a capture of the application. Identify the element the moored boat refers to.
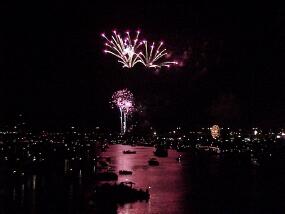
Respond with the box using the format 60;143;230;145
154;145;168;157
119;170;133;175
148;158;159;166
123;150;136;154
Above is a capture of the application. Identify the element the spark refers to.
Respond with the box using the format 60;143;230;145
101;30;142;68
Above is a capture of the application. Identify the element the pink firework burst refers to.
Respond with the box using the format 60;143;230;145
112;89;135;114
111;89;135;134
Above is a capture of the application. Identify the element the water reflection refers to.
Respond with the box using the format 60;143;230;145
103;145;190;214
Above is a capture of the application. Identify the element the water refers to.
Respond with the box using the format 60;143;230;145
103;145;190;214
1;144;285;214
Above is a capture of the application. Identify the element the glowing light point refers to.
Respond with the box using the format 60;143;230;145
211;125;220;139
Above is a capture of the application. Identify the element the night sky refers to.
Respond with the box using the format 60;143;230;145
0;2;284;130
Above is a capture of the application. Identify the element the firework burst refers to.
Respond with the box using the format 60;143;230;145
210;125;220;139
138;40;178;68
112;89;135;134
101;30;178;69
101;30;142;68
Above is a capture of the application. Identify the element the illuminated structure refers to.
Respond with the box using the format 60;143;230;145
210;125;220;139
101;30;177;69
112;89;135;134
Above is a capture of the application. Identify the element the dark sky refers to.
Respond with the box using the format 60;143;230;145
0;1;284;130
